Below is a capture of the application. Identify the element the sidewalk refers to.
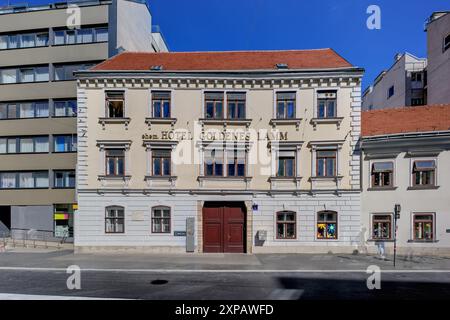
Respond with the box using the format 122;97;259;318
1;249;450;271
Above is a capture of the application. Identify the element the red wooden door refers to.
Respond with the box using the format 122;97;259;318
203;204;245;253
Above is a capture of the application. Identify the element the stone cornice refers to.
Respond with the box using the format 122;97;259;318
77;73;362;90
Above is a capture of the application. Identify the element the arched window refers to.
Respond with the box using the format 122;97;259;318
276;211;296;239
317;211;337;239
105;206;125;233
152;206;171;233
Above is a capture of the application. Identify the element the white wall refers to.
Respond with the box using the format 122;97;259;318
362;149;450;255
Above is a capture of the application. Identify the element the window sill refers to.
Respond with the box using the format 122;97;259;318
310;176;343;181
367;187;398;191
198;176;252;182
407;240;438;243
199;118;252;128
269;118;302;130
51;41;108;48
310;117;344;130
367;239;394;242
145;175;177;188
269;176;302;182
145;117;177;129
407;185;440;190
98;117;131;130
53;151;77;154
98;175;131;181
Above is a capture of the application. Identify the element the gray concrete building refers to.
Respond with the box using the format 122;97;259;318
362;53;427;111
0;0;168;239
363;10;450;111
425;11;450;105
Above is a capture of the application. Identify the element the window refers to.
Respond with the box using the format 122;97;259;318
372;214;392;240
227;92;246;119
0;68;16;83
0;171;49;189
276;92;295;119
0;101;48;119
54;170;76;188
54;30;65;45
0;136;48;154
105;91;125;118
413;214;434;241
371;162;393;188
317;211;337;239
411;98;424;106
412;160;435;186
106;149;125;176
204;148;223;176
152;206;171;233
277;151;295;177
227;149;245;177
316;150;337;177
205;92;224;119
95;27;108;42
105;206;125;233
276;211;296;239
54;63;96;81
444;34;450;52
54;135;77;152
387;86;394;99
53;26;108;45
54;99;77;117
76;28;93;43
152;149;171;176
54;204;74;238
411;72;422;82
152;91;171;118
0;66;48;84
0;31;49;50
317;91;337;118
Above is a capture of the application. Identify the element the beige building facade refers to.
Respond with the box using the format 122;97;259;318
75;50;364;253
0;0;168;239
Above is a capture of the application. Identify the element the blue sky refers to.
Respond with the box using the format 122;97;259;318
1;0;448;89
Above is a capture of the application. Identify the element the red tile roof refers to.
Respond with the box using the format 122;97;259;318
91;49;353;71
362;104;450;137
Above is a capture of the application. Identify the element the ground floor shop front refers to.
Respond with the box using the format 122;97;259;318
74;191;362;254
0;204;76;240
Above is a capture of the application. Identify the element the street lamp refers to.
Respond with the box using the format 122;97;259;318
393;204;401;267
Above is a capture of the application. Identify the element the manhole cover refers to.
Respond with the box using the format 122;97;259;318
151;279;168;285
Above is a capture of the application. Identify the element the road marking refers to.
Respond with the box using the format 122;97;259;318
0;293;127;300
0;266;450;273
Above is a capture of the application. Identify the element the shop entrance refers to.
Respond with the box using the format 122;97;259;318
203;202;246;253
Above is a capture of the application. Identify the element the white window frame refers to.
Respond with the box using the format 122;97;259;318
149;89;173;118
410;212;436;242
409;157;438;187
370;212;394;241
313;87;340;119
369;159;396;188
273;89;299;119
201;89;248;120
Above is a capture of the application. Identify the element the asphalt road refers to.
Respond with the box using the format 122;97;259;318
1;269;450;299
1;249;450;300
